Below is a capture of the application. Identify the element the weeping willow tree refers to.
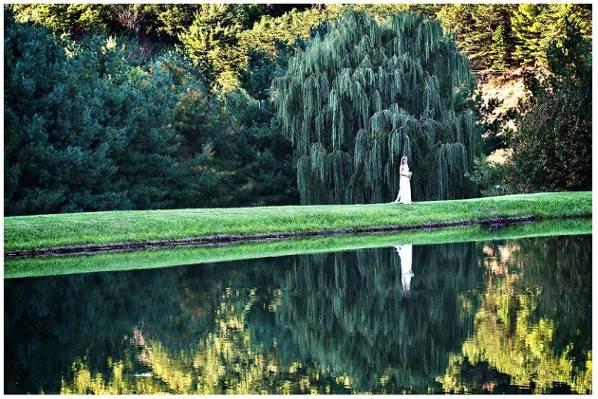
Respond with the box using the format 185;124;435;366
272;11;480;204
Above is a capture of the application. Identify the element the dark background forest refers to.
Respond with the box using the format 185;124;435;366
4;4;592;215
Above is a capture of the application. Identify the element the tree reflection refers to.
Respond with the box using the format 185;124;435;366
6;235;591;394
53;243;485;394
274;243;484;392
438;236;592;394
60;287;356;394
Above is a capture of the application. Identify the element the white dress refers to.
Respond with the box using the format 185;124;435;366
395;245;414;291
395;164;412;204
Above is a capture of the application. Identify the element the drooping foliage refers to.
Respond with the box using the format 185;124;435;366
4;4;593;213
273;11;480;204
276;243;484;391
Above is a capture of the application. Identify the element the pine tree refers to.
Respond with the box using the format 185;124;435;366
512;4;591;67
178;5;245;90
178;5;273;91
483;5;515;70
437;5;515;71
272;11;481;204
10;4;108;36
511;4;545;66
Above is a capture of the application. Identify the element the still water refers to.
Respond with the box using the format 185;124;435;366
5;234;592;394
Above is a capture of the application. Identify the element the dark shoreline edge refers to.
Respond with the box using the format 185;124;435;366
6;215;543;259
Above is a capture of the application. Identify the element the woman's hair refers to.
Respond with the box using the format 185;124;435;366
401;156;408;164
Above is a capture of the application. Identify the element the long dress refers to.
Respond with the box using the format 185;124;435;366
394;245;414;292
395;164;412;204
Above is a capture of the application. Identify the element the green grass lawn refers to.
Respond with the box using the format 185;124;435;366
4;191;591;251
4;218;591;279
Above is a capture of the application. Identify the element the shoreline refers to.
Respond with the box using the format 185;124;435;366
5;214;541;259
5;218;591;279
4;192;592;259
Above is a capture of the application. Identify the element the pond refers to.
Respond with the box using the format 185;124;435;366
4;233;592;394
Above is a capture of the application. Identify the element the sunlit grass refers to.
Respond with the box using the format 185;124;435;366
5;218;591;279
4;191;591;251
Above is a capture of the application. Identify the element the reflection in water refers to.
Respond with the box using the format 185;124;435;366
438;238;593;394
274;243;481;393
61;288;355;394
4;235;591;394
395;244;414;291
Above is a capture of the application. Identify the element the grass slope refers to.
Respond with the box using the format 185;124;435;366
4;218;591;279
4;191;591;252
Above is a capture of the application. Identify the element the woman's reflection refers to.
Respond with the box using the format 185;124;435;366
394;245;414;291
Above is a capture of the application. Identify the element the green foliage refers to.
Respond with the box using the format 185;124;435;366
4;5;593;213
511;4;591;67
505;24;591;192
10;4;591;74
178;5;245;90
177;5;277;91
10;4;108;36
468;157;512;197
9;4;201;43
274;11;481;203
4;13;126;214
341;4;441;21
238;8;330;57
436;5;516;71
510;5;545;66
4;13;297;215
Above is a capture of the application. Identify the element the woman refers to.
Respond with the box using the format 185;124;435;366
393;156;412;204
394;244;414;292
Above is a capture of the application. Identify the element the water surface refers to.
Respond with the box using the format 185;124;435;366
4;234;592;394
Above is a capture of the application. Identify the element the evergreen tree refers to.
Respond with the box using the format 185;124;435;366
178;5;273;91
511;4;545;66
512;4;591;67
4;14;127;215
238;8;329;58
10;4;108;37
223;89;299;205
273;11;481;204
437;5;515;71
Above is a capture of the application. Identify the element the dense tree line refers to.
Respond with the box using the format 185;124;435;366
11;4;590;74
4;4;592;214
5;10;297;215
471;20;592;195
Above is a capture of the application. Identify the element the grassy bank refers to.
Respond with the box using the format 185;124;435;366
4;218;591;279
4;191;591;252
